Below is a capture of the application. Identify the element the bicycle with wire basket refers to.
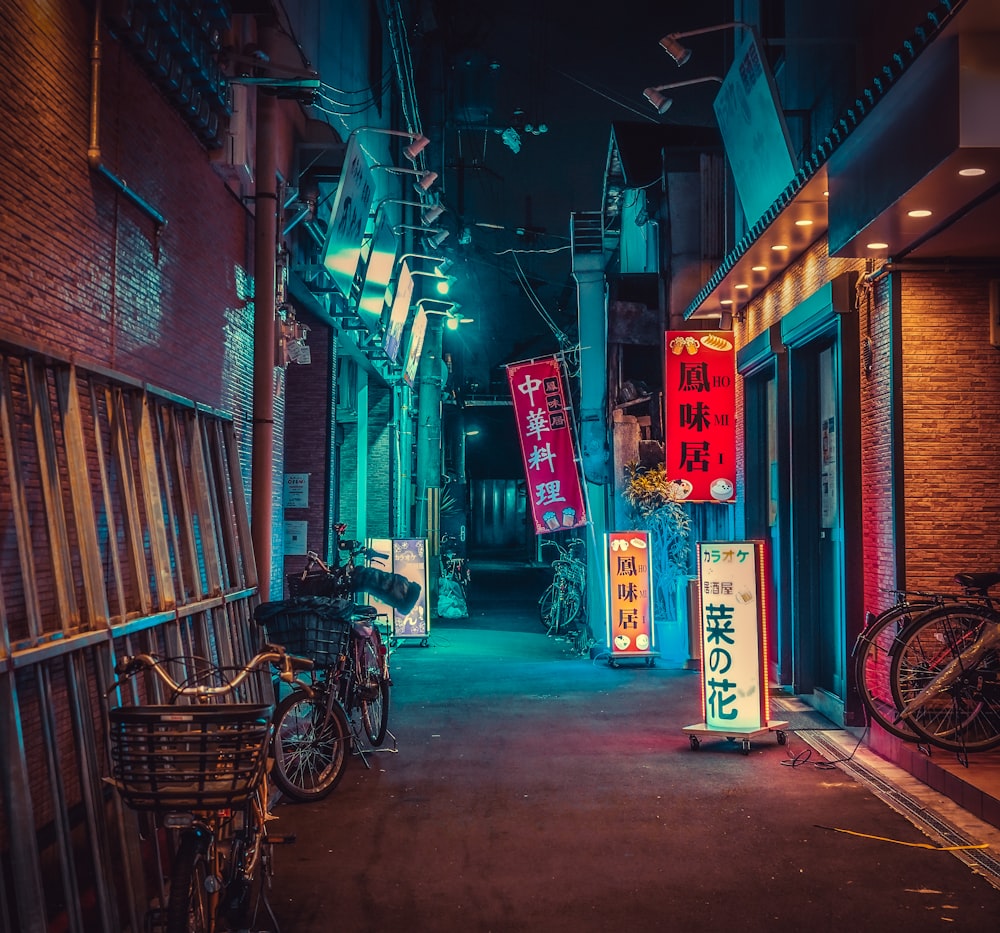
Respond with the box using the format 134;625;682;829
253;533;420;801
105;644;314;933
855;570;1000;754
538;537;592;655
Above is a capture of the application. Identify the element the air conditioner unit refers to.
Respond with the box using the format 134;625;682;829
211;83;254;185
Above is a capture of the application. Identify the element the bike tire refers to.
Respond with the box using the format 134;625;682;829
555;587;582;635
852;601;937;741
165;832;212;933
889;602;1000;753
538;586;555;629
359;631;391;747
271;687;350;801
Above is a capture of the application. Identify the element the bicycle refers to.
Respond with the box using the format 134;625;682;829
105;644;313;933
255;535;415;801
856;570;1000;753
438;531;471;619
538;537;592;655
889;575;1000;753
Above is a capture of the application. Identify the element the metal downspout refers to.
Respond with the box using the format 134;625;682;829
88;1;166;228
252;42;280;599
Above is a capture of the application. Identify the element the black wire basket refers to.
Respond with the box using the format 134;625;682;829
286;568;344;598
107;703;272;811
254;597;354;668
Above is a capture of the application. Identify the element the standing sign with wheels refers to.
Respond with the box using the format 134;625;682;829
683;540;787;753
369;538;431;646
605;531;657;666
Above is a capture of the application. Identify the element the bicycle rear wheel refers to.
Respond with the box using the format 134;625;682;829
165;832;212;933
889;603;1000;752
271;687;350;801
852;601;937;741
358;631;391;746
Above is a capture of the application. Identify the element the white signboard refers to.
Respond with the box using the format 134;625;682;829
284;473;309;508
322;134;376;302
713;34;796;228
697;541;767;731
284;521;309;556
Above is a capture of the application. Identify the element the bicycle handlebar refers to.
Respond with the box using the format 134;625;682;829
113;647;314;698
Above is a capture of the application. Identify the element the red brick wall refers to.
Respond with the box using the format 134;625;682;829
1;0;258;417
898;272;1000;589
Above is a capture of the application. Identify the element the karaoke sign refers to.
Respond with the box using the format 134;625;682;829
507;357;587;535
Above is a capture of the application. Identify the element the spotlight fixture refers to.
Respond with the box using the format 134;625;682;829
374;164;439;192
642;76;723;114
425;228;450;249
659;21;752;66
421;203;445;225
347;126;430;161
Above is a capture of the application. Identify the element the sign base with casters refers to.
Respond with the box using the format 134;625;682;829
682;720;789;755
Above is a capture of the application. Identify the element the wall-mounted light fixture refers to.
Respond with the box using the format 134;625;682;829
370;197;445;231
416;298;473;330
375;164;439;192
659;21;751;66
345;125;430;161
642;76;723;114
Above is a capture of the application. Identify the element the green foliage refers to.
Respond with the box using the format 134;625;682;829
622;462;692;621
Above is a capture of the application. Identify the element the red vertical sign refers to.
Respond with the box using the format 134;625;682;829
507;357;587;535
664;332;737;503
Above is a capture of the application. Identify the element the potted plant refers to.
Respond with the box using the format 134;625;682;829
621;462;692;625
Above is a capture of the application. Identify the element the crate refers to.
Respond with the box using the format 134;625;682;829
254;597;354;668
107;703;272;811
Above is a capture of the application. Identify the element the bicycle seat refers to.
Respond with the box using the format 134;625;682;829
953;571;1000;594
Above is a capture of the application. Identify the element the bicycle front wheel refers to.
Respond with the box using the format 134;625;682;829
165;832;212;933
358;632;391;746
272;687;350;801
852;601;937;741
538;586;555;629
889;603;1000;752
554;587;582;635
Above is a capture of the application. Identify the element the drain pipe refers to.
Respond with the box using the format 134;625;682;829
251;42;280;599
88;1;166;228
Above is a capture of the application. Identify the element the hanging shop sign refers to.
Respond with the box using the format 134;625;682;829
356;214;399;332
694;541;770;731
322;133;375;302
385;261;415;362
369;538;431;645
605;531;656;660
664;331;736;504
506;357;587;535
402;306;428;389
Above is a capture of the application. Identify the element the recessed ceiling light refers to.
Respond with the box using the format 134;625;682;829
735;283;749;290
720;299;734;306
771;244;788;251
795;219;813;226
751;265;766;272
959;167;986;177
866;242;889;250
823;191;829;197
907;209;932;218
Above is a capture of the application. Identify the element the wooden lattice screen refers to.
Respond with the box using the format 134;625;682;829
0;346;262;933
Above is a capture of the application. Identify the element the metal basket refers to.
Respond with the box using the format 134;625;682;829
254;597;354;668
107;703;272;811
286;568;345;598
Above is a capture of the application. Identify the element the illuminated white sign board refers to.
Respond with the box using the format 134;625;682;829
385;262;415;362
322;134;375;302
356;215;399;331
713;34;796;228
695;541;769;731
402;305;428;389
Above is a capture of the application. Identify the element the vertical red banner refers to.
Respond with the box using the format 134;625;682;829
664;332;737;503
507;357;587;535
